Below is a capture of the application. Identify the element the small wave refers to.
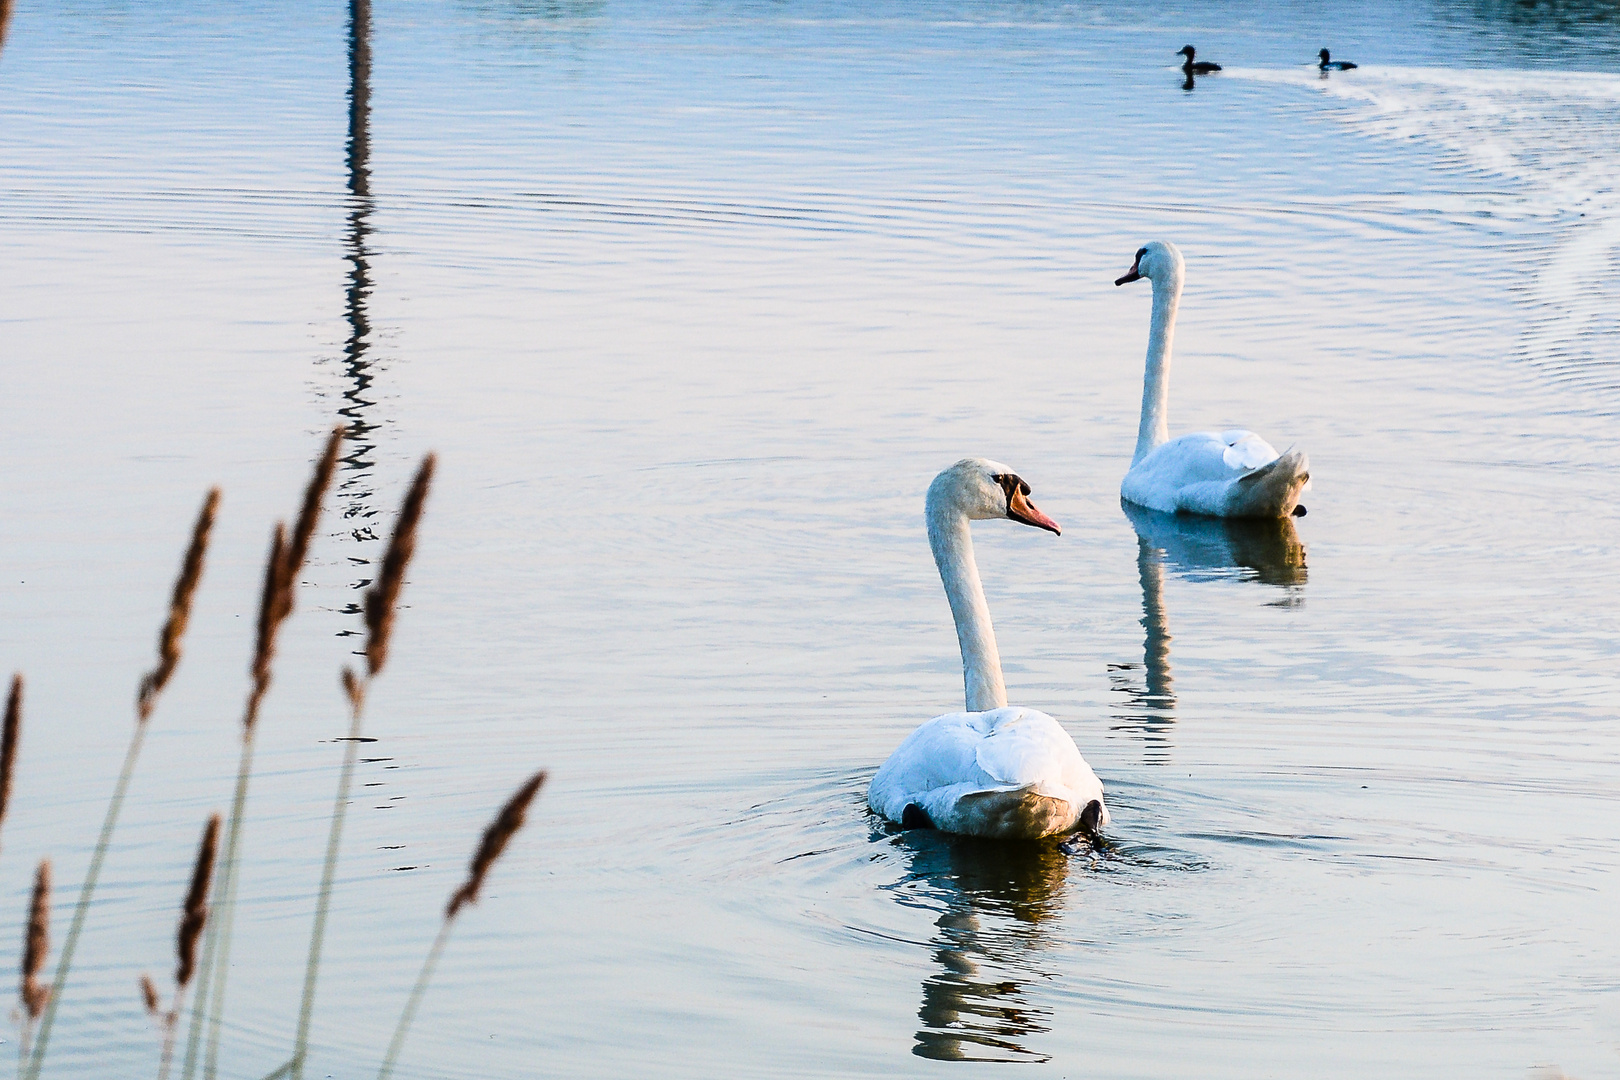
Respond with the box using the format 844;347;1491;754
1229;65;1620;410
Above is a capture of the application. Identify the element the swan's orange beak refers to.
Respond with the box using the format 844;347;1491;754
1114;255;1142;286
1008;489;1061;535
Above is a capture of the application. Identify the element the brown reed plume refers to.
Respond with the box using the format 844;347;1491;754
190;431;341;1080
448;770;546;918
25;486;226;1080
152;815;220;1080
0;0;13;58
365;454;435;677
22;860;51;1020
139;489;221;721
378;770;547;1080
141;974;161;1017
291;453;437;1080
2;675;20;853
177;815;221;989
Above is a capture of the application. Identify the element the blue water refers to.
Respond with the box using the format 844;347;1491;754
2;2;1619;1077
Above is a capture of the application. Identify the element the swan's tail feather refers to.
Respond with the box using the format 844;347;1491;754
1229;448;1310;518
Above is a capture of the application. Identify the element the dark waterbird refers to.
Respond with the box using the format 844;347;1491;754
1318;48;1357;70
1178;45;1221;74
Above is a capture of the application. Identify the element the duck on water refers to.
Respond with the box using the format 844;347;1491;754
1318;48;1357;70
1178;45;1221;74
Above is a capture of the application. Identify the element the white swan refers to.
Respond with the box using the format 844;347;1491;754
868;459;1109;840
1115;241;1310;518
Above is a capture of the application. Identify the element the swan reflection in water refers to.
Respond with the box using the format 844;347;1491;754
885;830;1073;1063
1111;502;1307;761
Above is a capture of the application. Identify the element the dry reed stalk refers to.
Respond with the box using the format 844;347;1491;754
177;815;221;989
139;489;221;721
2;674;20;850
364;454;435;676
24;488;223;1080
292;454;436;1080
448;770;546;918
0;0;12;57
141;974;162;1017
157;815;220;1080
378;771;546;1080
191;435;340;1080
22;860;51;1019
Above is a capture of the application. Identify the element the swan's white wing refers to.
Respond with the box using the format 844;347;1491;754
868;711;995;823
974;709;1082;790
869;707;1107;831
1218;429;1280;471
1124;431;1283;515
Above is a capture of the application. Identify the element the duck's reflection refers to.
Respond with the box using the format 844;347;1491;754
1112;503;1307;761
892;831;1070;1063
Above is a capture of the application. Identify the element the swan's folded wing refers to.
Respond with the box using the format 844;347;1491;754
973;709;1083;792
868;712;994;820
1219;430;1280;471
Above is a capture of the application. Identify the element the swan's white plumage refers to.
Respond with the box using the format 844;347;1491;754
1118;241;1310;518
869;707;1108;838
867;459;1109;841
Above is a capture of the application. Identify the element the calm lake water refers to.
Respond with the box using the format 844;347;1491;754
3;1;1619;1077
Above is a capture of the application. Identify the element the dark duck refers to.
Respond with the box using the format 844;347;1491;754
1178;45;1221;74
1318;48;1357;70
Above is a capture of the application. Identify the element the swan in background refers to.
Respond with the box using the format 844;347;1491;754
1178;45;1222;74
1114;241;1311;518
1318;48;1358;71
868;459;1108;840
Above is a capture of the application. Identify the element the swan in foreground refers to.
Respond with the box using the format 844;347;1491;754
1114;241;1310;518
1318;48;1357;71
868;459;1109;840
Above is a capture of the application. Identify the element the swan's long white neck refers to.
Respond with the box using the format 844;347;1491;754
1133;260;1183;466
926;498;1008;713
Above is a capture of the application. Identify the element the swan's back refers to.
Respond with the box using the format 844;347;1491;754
1123;430;1308;517
869;707;1108;839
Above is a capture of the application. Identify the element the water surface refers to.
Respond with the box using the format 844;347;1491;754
2;2;1619;1077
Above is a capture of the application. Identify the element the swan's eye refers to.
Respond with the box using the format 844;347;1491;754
1135;246;1147;260
992;473;1027;502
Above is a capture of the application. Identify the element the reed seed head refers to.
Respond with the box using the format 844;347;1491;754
447;770;545;919
364;454;436;678
138;488;221;722
245;434;343;729
281;428;342;615
176;814;221;989
1;674;20;838
22;858;51;1019
342;666;365;714
246;523;289;729
140;973;161;1016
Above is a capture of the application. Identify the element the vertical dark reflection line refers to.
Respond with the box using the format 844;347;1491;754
338;0;380;635
1107;535;1175;764
0;0;14;59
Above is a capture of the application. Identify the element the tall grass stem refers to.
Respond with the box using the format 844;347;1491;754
375;920;452;1080
289;686;367;1079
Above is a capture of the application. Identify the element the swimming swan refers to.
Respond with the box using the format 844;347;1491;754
1115;241;1310;518
867;459;1109;840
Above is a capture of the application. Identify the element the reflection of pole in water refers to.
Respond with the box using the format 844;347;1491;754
337;0;380;633
1109;536;1176;763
